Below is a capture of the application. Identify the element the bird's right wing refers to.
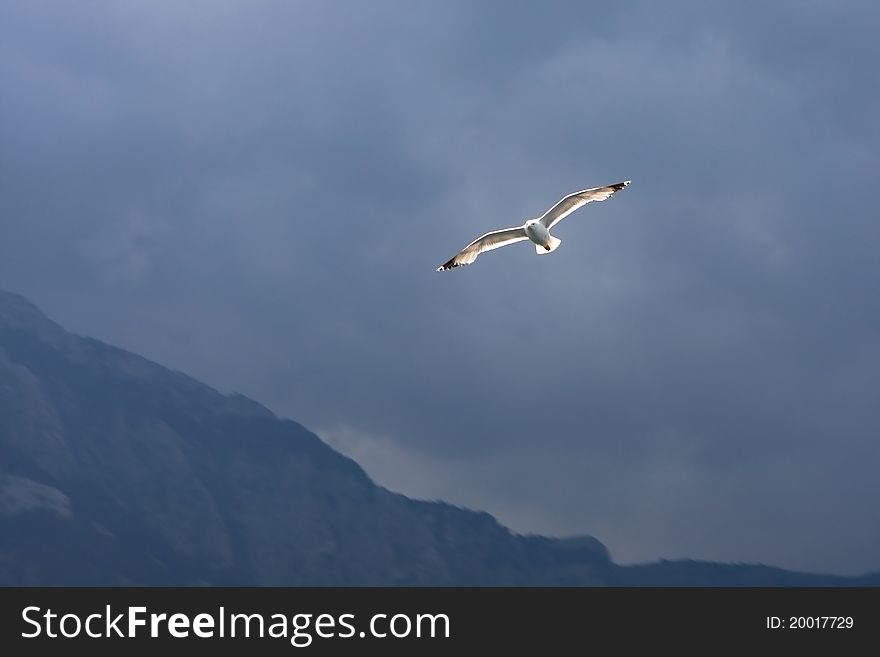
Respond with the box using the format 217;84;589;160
539;180;631;230
436;226;528;271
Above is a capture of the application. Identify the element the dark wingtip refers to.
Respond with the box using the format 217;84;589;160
437;258;466;272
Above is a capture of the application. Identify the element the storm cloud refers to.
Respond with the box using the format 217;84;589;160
2;1;878;575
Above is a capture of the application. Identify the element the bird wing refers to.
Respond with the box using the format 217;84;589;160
436;226;528;271
539;180;631;230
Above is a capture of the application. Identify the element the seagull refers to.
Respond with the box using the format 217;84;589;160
436;180;631;271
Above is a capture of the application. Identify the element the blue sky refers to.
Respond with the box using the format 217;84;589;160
2;1;879;575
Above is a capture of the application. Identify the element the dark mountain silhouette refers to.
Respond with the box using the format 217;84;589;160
0;289;876;585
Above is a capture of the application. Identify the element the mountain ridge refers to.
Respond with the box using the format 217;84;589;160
0;289;876;585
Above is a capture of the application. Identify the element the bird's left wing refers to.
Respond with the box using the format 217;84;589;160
539;180;631;230
436;226;528;271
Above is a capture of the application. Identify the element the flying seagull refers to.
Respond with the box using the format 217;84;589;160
436;180;631;271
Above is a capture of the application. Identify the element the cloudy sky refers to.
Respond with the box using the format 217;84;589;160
2;1;878;576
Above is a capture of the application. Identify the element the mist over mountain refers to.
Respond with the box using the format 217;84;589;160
0;289;875;586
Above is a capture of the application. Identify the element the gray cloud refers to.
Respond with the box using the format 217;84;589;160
2;0;878;575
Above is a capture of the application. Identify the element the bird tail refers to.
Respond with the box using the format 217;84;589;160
536;236;561;255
